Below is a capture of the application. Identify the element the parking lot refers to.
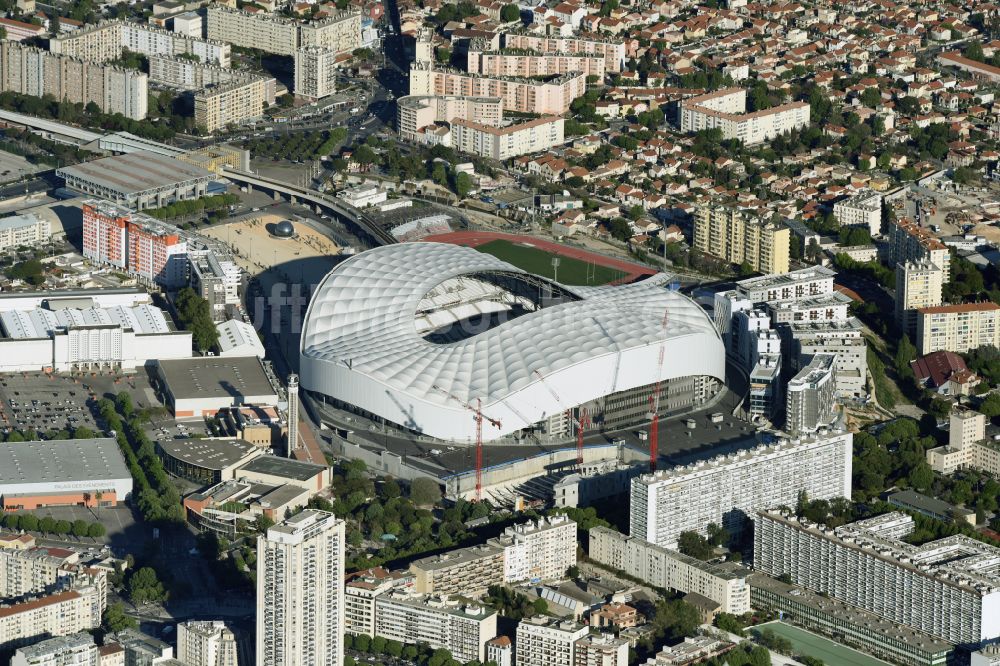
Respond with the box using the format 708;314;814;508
0;370;162;437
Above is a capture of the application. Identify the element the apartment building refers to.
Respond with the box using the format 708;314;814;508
374;592;498;662
452;116;566;160
588;526;750;615
409;62;586;115
573;634;628;666
833;189;883;235
680;88;810;145
126;217;188;287
398;95;504;142
917;303;1000;355
785;353;837;435
788;318;868;397
887;219;951;283
256;510;345;666
0;17;45;41
516;617;589;666
176;621;237;666
0;586;103;652
501;33;626;72
195;77;275;132
630;430;853;548
294;47;338;99
0;538;108;611
50;20;230;66
489;515;577;583
149;55;275;98
896;261;944;335
206;5;360;57
754;510;1000;646
345;568;406;636
467;40;606;81
188;250;244;322
926;408;1000;476
0;41;148;120
734;266;836;304
409;544;505;598
693;206;790;274
11;633;98;666
769;292;853;325
0;214;51;252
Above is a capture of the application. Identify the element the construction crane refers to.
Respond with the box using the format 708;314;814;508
533;370;590;466
648;309;669;472
432;385;501;501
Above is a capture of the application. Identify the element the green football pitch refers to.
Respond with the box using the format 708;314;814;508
473;239;627;286
749;622;891;666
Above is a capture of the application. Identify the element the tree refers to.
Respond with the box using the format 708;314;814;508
72;519;89;538
435;47;451;64
278;93;295;108
566;565;580;579
677;530;713;560
103;602;137;633
500;3;520;21
532;598;548;614
964;40;986;62
19;514;38;532
128;567;167;604
454;172;474;198
908;463;934;491
88;523;106;538
410;477;441;506
49;13;60;34
860;87;881;108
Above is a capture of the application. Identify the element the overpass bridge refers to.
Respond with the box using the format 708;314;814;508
220;167;398;246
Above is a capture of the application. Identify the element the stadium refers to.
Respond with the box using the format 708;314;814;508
299;242;726;443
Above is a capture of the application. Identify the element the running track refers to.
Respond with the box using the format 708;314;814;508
426;231;657;283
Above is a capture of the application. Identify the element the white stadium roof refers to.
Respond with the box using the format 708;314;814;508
300;243;725;442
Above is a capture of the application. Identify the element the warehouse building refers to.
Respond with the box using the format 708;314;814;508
57;152;212;210
0;438;132;511
158;438;264;485
235;455;330;493
0;302;191;373
154;356;278;418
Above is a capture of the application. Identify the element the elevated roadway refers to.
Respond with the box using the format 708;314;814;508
220;167;397;246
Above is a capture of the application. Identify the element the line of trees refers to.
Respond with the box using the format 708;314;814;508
174;287;220;352
0;512;105;538
145;193;239;221
98;394;184;523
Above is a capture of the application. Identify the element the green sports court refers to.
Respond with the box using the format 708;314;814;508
749;621;891;666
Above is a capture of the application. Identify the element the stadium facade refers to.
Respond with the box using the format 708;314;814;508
300;243;725;443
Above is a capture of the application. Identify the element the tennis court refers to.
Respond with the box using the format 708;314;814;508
750;621;890;666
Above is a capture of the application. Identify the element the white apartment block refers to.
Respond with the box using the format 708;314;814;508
195;78;275;132
895;260;944;334
149;55;275;96
0;214;51;251
452;116;566;160
926;408;1000;477
489;514;577;583
294;47;338;99
917;303;1000;355
256;510;345;666
574;634;628;666
501;33;626;72
588;526;750;615
680;88;810;145
345;568;405;636
887;219;951;283
0;41;147;120
768;291;853;326
410;544;504;598
11;633;98;666
788;318;868;398
50;20;230;66
735;266;836;304
206;6;360;57
833;189;883;235
373;592;498;662
754;510;1000;646
467;40;606;81
785;352;837;435
630;430;853;548
176;621;237;666
0;586;103;652
397;95;504;142
0;541;107;610
516;617;589;666
409;62;586;115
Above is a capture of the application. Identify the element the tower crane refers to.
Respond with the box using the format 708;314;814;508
432;385;501;501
